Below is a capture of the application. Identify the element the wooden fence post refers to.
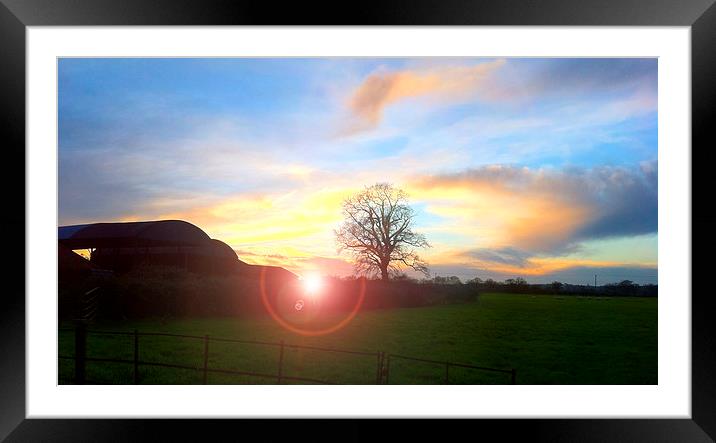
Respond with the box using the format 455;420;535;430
384;355;391;384
277;340;284;384
203;335;209;384
381;352;386;384
133;329;139;384
74;322;87;384
375;352;383;384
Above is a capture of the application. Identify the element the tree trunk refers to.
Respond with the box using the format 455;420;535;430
380;264;389;281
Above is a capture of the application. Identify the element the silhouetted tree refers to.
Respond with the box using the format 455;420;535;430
617;279;638;296
505;277;526;286
392;272;418;283
433;275;462;285
335;183;430;281
484;278;498;289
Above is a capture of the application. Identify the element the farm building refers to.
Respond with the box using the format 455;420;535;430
58;219;296;280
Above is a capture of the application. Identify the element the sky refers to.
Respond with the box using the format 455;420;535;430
58;58;658;285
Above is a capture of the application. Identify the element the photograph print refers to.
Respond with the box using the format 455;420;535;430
58;57;657;385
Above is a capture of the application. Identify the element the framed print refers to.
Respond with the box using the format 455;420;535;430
3;0;715;441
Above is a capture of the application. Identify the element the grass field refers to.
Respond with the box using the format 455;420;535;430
58;293;657;385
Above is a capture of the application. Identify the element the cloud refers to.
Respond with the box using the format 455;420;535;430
467;247;534;267
154;187;353;249
57;116;338;226
344;59;506;133
423;242;657;282
571;162;658;240
409;161;658;256
484;58;657;103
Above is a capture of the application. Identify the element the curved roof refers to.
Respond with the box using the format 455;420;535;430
209;238;239;260
58;220;212;249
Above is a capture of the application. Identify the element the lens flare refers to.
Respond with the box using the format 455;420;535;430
259;267;366;337
302;273;323;295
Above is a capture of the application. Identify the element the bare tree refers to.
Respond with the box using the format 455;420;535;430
335;183;430;281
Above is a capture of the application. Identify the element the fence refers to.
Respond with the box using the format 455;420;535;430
385;354;515;385
59;287;102;323
59;325;514;385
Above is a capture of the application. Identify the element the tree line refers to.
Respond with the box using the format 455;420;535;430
376;274;658;297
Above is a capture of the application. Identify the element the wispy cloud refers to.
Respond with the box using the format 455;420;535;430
343;59;506;134
483;58;657;103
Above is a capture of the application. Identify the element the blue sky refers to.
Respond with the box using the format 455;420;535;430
58;58;658;284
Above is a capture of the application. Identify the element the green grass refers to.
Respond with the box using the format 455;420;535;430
59;293;657;385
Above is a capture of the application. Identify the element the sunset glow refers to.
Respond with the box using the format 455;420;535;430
302;274;324;296
59;58;658;284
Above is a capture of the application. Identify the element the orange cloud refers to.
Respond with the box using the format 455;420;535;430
481;257;622;276
408;162;656;256
408;169;593;253
404;163;657;279
345;60;506;132
427;246;641;277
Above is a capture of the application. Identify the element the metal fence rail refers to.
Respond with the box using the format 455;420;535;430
58;326;514;385
59;354;334;385
385;354;516;384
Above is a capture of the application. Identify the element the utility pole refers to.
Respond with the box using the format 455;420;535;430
594;274;597;287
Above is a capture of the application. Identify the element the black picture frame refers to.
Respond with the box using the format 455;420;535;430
2;0;714;441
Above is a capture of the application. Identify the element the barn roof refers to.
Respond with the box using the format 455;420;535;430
58;220;212;249
209;238;239;260
57;219;298;280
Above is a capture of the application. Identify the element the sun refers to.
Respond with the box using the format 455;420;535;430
302;273;324;295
